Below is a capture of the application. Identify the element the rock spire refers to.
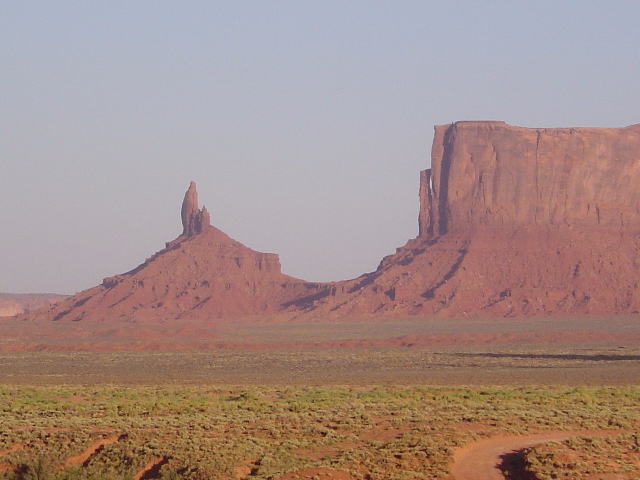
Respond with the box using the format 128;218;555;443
181;181;211;236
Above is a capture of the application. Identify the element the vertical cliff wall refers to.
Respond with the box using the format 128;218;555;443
422;121;640;234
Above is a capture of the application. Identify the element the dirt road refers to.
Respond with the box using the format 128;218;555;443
450;430;622;480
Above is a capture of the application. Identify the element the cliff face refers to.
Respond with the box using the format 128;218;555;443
297;121;640;318
423;121;640;234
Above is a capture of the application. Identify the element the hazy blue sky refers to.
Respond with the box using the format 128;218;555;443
2;1;639;294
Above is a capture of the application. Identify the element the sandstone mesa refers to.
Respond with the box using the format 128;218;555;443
19;121;640;323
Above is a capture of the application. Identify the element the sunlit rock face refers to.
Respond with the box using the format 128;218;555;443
423;121;640;234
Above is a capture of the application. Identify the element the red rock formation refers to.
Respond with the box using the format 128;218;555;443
294;121;640;318
426;121;640;233
18;121;640;324
24;183;322;322
198;206;211;233
180;181;210;236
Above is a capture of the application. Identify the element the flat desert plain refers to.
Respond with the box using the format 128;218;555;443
1;315;639;479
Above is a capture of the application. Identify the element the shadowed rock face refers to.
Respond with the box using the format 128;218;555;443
19;121;640;322
418;169;433;237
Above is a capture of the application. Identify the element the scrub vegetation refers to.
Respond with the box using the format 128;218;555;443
1;384;639;480
522;433;640;479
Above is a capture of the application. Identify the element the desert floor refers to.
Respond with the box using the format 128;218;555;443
1;315;639;479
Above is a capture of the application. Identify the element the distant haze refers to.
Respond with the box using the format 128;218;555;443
1;1;639;294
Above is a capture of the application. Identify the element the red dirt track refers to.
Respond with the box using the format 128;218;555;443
450;430;625;480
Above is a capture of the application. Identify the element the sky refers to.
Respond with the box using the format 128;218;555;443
1;1;639;294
